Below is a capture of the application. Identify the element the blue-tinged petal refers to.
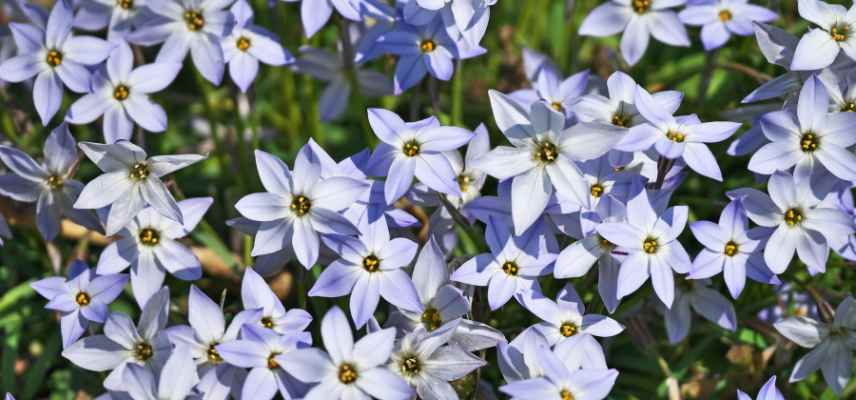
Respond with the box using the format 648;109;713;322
579;3;631;36
790;29;839;71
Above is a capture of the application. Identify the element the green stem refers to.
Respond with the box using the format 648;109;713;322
336;17;375;147
451;59;464;126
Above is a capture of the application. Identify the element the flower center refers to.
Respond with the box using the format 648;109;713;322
831;23;850;42
535;140;559;164
550;101;564;112
403;140;421;157
611;112;631;127
419;39;436;53
457;174;472;193
338;363;359;384
116;0;133;9
560;388;575;400
597;234;615;251
784;208;803;227
800;132;819;152
642;237;659;254
590;183;605;198
132;341;153;361
113;84;130;101
45;174;64;190
138;228;160;247
75;291;91;306
842;101;856;112
362;254;380;273
501;260;519;276
237;36;251;52
290;195;312;217
718;9;732;21
559;321;578;337
666;130;686;143
420;307;442;332
399;354;421;377
129;162;150;181
260;316;275;329
207;343;223;364
631;0;651;14
723;240;739;257
267;352;281;369
183;9;205;31
45;49;63;67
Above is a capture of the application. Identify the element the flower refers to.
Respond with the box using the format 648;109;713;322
378;19;482;94
596;189;690;307
234;146;369;267
576;71;683;129
74;140;205;235
619;85;742;181
748;76;856;184
165;285;260;400
127;0;233;84
663;279;737;343
279;306;415;400
385;238;506;352
403;0;494;48
294;46;392;121
95;197;212;307
240;268;313;334
688;200;774;299
451;217;556;310
472;91;624;234
790;0;856;71
774;295;856;394
817;68;856;112
0;124;101;240
311;219;422;328
0;0;112;124
678;0;777;51
736;375;785;400
579;0;690;66
510;67;591;121
122;345;199;400
73;0;147;40
389;320;485;400
62;287;173;391
216;324;312;400
281;0;362;38
519;284;623;359
740;171;854;275
498;341;619;400
366;108;474;205
554;195;627;313
31;260;128;347
222;0;293;93
66;40;182;144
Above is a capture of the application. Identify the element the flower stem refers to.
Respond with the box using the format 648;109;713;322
336;17;376;147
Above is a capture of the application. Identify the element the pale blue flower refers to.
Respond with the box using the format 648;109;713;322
774;295;856;394
62;288;173;391
222;0;293;93
579;0;689;65
737;375;785;400
234;146;369;268
663;279;737;343
366;108;473;205
32;260;128;348
310;219;422;328
66;40;182;143
279;306;415;400
679;0;777;51
790;0;856;71
596;189;690;307
0;124;101;240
